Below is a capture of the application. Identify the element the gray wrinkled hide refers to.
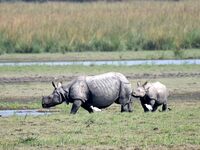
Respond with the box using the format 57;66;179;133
133;81;169;112
61;72;133;113
86;72;132;108
144;82;168;105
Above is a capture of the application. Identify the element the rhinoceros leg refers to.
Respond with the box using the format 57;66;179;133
81;103;94;113
162;103;168;111
140;98;150;112
152;104;158;112
128;101;133;112
149;100;158;112
119;83;133;112
70;100;82;114
120;96;133;112
121;104;129;112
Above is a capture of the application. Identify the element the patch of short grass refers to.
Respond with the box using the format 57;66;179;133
0;101;200;149
0;64;199;78
0;50;200;62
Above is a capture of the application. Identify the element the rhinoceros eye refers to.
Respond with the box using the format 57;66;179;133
138;88;143;92
48;96;51;99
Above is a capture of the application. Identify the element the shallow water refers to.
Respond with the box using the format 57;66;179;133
0;59;200;66
0;109;51;117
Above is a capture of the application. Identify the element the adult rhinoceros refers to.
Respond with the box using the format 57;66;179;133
42;72;133;114
132;81;169;112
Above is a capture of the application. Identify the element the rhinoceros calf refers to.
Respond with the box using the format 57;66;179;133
42;72;133;114
132;81;169;112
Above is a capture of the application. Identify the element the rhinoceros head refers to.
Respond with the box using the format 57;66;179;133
132;81;148;97
42;82;66;108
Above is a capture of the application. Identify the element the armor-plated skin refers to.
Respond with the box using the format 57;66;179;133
42;72;133;114
132;81;169;112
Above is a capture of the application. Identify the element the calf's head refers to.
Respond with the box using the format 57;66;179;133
42;82;65;108
132;81;148;97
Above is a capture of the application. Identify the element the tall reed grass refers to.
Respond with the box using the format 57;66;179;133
0;0;200;53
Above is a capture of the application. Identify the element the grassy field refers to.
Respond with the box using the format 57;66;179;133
0;101;200;150
0;49;200;62
0;0;200;53
0;64;200;101
0;62;200;149
0;63;199;77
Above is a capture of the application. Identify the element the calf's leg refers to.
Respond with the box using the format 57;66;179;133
140;100;150;112
162;103;168;111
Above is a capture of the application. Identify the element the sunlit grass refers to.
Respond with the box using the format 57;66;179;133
0;49;200;62
0;101;200;149
0;1;200;53
0;64;199;77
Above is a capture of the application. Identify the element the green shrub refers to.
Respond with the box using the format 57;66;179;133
183;29;200;49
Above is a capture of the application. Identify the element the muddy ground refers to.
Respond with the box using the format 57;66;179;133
1;72;200;83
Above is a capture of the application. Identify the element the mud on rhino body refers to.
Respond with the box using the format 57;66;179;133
42;72;133;114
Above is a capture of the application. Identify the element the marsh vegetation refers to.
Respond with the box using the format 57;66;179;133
0;0;200;54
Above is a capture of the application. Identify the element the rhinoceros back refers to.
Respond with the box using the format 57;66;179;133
86;72;125;108
146;82;168;103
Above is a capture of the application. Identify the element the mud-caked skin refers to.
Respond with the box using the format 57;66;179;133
42;72;133;114
132;81;169;112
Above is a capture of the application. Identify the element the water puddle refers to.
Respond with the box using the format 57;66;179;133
0;59;200;66
0;109;52;117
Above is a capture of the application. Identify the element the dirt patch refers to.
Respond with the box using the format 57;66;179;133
170;92;200;101
1;72;200;83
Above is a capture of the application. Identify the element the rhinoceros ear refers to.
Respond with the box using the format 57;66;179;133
57;82;62;88
143;81;148;87
52;81;57;89
137;81;141;87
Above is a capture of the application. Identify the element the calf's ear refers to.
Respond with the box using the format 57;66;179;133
143;81;148;87
137;81;141;87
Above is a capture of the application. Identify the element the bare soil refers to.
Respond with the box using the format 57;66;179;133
1;72;200;83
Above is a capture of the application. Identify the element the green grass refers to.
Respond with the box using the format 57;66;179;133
0;63;200;149
0;1;200;53
0;64;199;78
0;101;41;110
0;49;200;62
0;101;200;150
